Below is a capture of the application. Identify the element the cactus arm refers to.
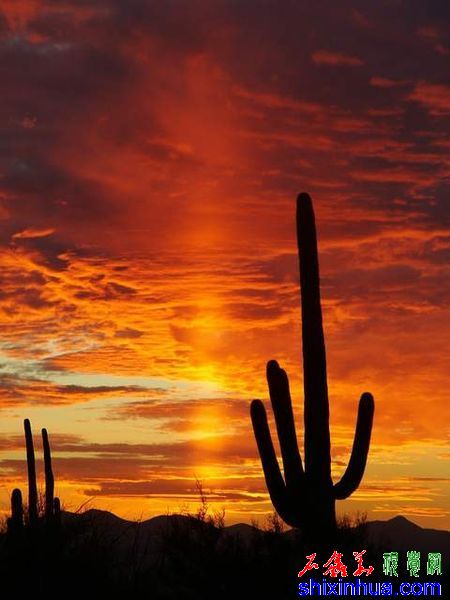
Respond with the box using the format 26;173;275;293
24;418;38;526
11;488;23;519
296;193;331;482
9;488;24;532
250;399;289;517
334;392;375;500
53;497;61;529
42;428;55;521
266;360;304;488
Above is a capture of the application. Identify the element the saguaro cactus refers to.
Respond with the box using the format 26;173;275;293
8;420;60;532
251;193;374;539
24;418;38;527
42;427;55;522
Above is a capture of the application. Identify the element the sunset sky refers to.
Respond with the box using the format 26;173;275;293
0;1;449;529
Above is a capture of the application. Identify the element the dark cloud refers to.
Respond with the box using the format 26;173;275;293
114;327;145;339
0;373;162;406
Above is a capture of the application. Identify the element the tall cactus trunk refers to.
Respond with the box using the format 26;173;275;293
24;418;38;527
42;428;55;523
251;193;374;541
297;193;336;540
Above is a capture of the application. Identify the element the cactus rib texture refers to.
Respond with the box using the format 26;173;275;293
250;192;375;539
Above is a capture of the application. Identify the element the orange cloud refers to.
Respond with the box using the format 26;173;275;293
12;227;55;239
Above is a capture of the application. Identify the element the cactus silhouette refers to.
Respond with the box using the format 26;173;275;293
250;193;374;539
42;427;55;522
7;488;24;535
53;497;61;529
24;418;38;527
8;419;61;532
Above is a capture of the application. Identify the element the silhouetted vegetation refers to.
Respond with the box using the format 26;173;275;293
7;419;61;536
0;491;388;599
251;193;374;540
0;415;447;598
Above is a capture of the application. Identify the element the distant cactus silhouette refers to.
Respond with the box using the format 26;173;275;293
24;418;38;527
7;419;61;534
42;427;55;522
7;488;24;535
251;193;374;539
53;497;61;529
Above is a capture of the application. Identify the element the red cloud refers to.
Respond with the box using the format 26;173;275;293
369;76;408;88
408;81;450;115
312;50;363;66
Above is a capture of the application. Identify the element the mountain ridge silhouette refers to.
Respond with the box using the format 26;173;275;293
62;508;450;541
56;508;450;573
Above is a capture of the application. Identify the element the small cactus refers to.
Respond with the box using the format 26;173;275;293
53;497;61;529
7;488;24;535
251;193;375;540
